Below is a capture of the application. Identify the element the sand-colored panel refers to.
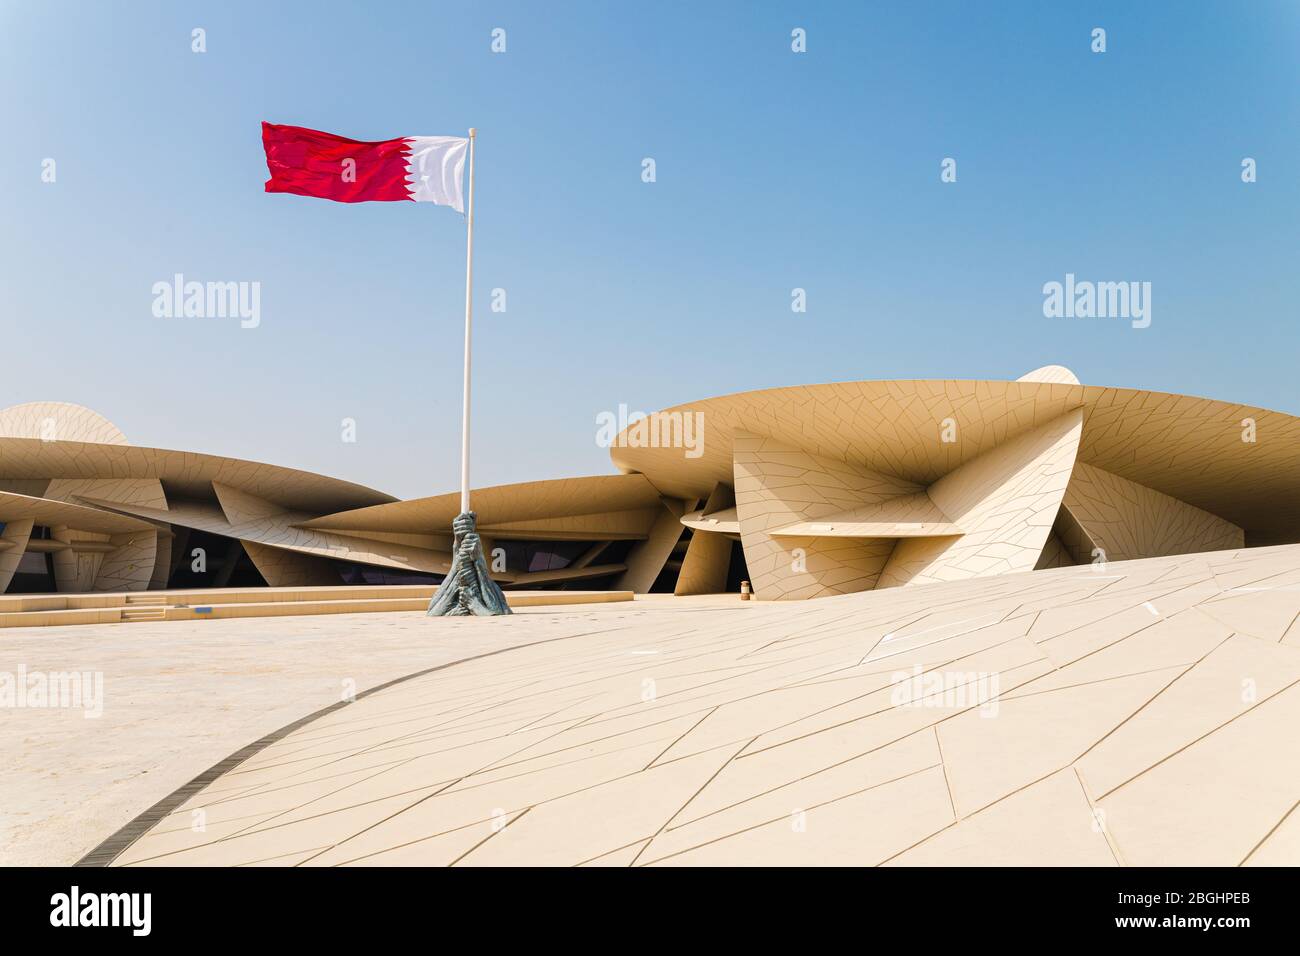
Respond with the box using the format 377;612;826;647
0;401;129;445
51;527;109;593
645;730;941;861
1242;805;1300;866
1017;364;1081;386
938;666;1181;818
674;530;732;595
878;408;1083;587
458;747;742;867
1075;387;1300;539
0;490;153;536
885;768;1114;866
1034;530;1074;569
242;540;341;587
1196;586;1300;643
769;491;961;538
474;509;657;541
301;474;662;533
149;530;173;590
1096;682;1300;866
677;482;739;536
733;431;920;600
616;498;688;593
45;477;168;512
647;766;956;867
1051;501;1098;565
680;507;740;535
211;482;285;526
1063;461;1243;562
1075;633;1300;799
93;529;157;592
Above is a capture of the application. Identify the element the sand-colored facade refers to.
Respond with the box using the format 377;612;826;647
0;364;1293;599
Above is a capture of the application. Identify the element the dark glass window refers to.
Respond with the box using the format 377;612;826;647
165;531;268;589
336;563;443;586
495;540;590;576
8;551;56;593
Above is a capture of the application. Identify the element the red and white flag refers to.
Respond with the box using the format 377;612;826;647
261;122;468;212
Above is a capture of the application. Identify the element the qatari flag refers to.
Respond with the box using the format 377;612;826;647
261;122;468;212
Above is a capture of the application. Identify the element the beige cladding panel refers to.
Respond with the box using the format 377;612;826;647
149;529;173;589
616;499;689;593
1052;501;1098;566
769;491;960;538
212;482;284;525
1076;387;1300;535
877;408;1083;588
243;541;342;587
675;530;732;596
302;474;662;534
0;401;129;444
480;508;659;540
1063;462;1244;562
45;477;168;511
733;431;920;600
1034;530;1075;570
1017;364;1081;386
52;527;109;592
0;490;155;535
93;530;157;592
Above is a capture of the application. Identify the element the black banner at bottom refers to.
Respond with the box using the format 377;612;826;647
0;865;1281;942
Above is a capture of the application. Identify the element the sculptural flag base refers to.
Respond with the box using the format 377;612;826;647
427;512;512;617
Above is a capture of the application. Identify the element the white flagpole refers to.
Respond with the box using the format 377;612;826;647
459;128;476;515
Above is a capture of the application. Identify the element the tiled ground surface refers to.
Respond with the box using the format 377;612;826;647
110;544;1300;866
0;600;669;865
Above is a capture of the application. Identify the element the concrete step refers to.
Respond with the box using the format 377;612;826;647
0;588;633;627
121;607;166;622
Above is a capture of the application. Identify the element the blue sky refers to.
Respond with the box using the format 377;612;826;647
3;1;1298;499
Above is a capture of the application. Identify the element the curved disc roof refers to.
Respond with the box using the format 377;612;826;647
0;490;155;534
303;474;662;534
0;401;395;514
0;437;395;513
609;377;1300;537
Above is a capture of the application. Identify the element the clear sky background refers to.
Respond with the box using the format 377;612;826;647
3;1;1298;499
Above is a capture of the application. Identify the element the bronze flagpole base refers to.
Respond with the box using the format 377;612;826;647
427;511;512;616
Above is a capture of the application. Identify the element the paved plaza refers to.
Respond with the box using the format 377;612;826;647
14;545;1293;867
